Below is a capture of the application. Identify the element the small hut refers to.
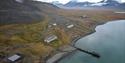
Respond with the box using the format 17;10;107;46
7;53;23;63
67;24;74;29
44;35;58;43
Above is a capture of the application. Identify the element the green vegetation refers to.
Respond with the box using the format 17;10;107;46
0;9;125;63
0;15;71;63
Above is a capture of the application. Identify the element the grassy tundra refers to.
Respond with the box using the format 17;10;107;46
0;8;125;63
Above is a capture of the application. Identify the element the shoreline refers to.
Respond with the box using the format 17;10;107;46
45;21;111;63
53;19;125;63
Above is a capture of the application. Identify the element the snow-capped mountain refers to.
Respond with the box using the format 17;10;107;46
64;1;93;7
52;1;63;7
64;0;125;7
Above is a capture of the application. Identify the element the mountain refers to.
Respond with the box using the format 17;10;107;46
64;1;93;7
100;0;125;9
52;1;63;7
64;0;125;9
101;0;120;6
0;0;58;25
64;0;120;7
118;3;125;9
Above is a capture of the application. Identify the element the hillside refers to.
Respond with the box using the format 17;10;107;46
0;0;58;25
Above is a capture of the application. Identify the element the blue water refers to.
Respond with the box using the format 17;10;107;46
59;20;125;63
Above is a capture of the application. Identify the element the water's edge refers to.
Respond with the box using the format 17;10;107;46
46;20;124;63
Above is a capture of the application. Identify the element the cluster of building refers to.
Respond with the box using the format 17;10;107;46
45;22;75;43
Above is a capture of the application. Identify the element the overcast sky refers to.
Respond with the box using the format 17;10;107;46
37;0;125;4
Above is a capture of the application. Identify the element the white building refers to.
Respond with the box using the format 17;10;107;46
7;54;22;62
67;24;74;29
15;0;24;3
52;23;57;26
44;35;58;43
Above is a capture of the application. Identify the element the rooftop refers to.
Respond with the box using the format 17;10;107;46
7;54;22;62
44;35;58;43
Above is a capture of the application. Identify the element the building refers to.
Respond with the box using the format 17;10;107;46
15;0;24;3
80;15;88;19
7;54;23;63
67;24;74;29
48;23;57;28
52;23;57;26
44;35;58;43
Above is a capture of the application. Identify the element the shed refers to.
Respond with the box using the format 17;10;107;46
67;24;74;29
52;23;57;26
15;0;24;3
80;15;88;19
44;35;58;43
7;54;23;62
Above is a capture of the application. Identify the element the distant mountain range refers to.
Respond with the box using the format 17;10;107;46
53;0;125;9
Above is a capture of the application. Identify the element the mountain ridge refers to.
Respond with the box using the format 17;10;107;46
62;0;125;9
0;0;58;25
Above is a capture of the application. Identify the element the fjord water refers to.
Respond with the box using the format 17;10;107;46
59;20;125;63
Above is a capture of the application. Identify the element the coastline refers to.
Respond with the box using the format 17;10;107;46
54;19;125;63
45;19;125;63
45;21;108;63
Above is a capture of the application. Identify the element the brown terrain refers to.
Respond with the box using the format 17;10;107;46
0;0;125;63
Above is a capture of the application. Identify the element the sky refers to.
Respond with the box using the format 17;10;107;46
37;0;125;4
